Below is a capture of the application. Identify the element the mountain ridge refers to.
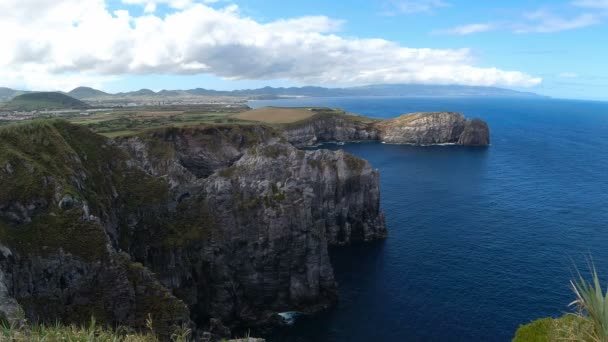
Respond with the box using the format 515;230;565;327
0;84;547;101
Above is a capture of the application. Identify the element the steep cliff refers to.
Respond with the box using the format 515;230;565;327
280;111;380;147
277;110;490;147
0;121;386;338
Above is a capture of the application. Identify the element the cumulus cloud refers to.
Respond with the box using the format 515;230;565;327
0;0;542;91
122;0;218;13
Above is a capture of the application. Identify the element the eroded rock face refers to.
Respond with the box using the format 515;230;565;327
283;112;490;146
0;245;24;325
118;126;386;327
283;115;380;147
0;122;386;338
375;112;466;144
458;118;491;146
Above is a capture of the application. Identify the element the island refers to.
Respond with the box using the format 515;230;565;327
0;107;489;340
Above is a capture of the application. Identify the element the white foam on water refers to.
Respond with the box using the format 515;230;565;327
277;311;300;325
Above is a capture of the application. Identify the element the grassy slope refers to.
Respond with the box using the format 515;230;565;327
1;318;191;342
1;92;89;111
234;107;318;123
0;120;190;336
513;315;592;341
234;106;376;126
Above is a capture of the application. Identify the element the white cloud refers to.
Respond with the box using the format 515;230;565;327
382;0;449;15
122;0;218;13
0;0;542;91
433;23;495;35
514;10;601;33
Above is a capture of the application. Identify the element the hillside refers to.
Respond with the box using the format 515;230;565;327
1;92;90;111
68;86;109;99
0;87;29;102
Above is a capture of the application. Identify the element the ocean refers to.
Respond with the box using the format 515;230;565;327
248;97;608;341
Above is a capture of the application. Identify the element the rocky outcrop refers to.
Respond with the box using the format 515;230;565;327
0;121;386;338
283;111;490;147
282;114;380;147
375;112;466;144
118;126;386;328
458;118;490;146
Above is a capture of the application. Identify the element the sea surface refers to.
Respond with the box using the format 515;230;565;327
249;97;608;341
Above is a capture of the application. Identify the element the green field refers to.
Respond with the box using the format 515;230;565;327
0;105;372;137
49;105;252;137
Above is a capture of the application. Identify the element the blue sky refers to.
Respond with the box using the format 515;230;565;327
2;0;607;100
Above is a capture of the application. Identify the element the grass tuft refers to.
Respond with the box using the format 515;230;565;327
0;316;192;341
570;265;608;341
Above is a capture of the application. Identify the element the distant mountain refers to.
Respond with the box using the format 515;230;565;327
0;84;546;102
188;84;544;98
0;88;30;102
68;87;109;99
2;92;90;111
117;89;157;97
217;84;544;98
157;89;193;96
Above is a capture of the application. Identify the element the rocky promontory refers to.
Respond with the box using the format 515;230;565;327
250;108;490;147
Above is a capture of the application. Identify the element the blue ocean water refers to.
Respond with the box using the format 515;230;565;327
249;97;608;341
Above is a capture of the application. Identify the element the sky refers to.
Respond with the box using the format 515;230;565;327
1;0;607;100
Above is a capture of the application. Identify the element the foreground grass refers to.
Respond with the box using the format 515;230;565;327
0;317;191;342
513;315;592;342
514;265;608;342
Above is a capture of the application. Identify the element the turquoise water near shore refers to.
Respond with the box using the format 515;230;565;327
250;97;608;341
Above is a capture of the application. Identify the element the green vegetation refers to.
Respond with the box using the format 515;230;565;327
344;153;367;174
68;86;110;99
67;107;250;137
0;210;109;262
0;317;191;342
513;315;591;342
513;265;608;342
0;119;174;260
570;266;608;341
260;144;290;158
2;92;89;111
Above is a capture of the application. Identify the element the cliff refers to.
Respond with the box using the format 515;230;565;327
272;110;490;147
0;121;385;338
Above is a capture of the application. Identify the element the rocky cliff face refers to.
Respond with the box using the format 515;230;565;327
283;112;490;147
282;114;380;147
458;118;490;146
0;121;386;338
